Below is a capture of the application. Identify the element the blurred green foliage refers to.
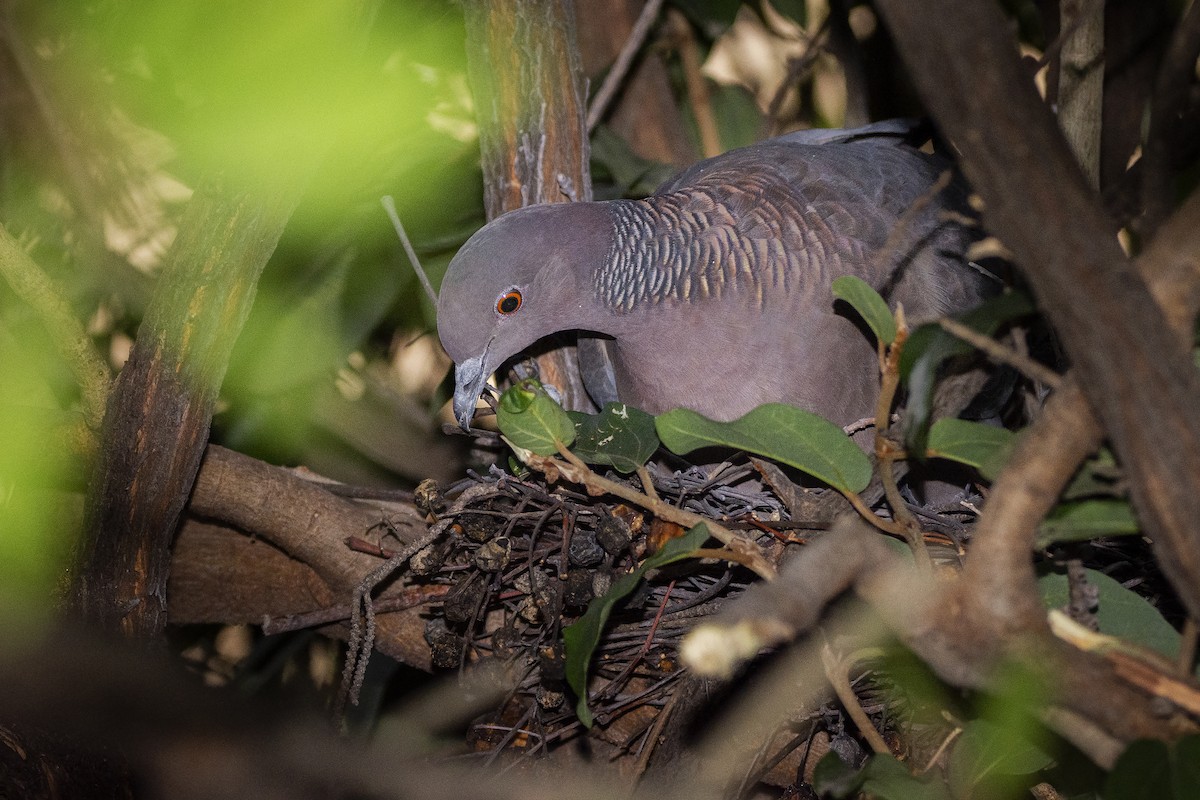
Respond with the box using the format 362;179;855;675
47;1;484;466
0;325;80;628
0;1;485;622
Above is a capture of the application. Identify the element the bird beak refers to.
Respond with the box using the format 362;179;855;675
452;345;492;432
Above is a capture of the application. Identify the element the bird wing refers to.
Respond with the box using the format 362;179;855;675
653;133;974;311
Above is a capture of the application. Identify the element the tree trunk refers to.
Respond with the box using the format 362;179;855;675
460;0;594;412
73;181;299;638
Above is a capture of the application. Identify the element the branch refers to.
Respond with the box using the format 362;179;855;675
937;317;1064;390
1140;0;1200;237
74;183;300;638
461;0;594;413
176;445;433;669
0;225;111;431
510;441;778;581
586;0;666;132
873;0;1200;623
682;519;1194;768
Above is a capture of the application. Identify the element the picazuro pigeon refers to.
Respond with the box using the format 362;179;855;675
437;120;991;431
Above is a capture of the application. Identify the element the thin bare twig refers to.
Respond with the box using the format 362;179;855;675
918;724;962;774
937;317;1064;389
336;525;443;717
586;0;666;132
381;196;438;307
821;644;890;755
765;17;832;132
668;8;721;158
872;307;931;570
261;584;449;635
1140;0;1200;237
511;440;778;580
839;490;909;539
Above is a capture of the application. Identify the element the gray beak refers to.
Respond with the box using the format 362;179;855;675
452;349;491;432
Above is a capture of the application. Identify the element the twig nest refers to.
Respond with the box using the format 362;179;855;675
410;536;454;577
414;478;445;514
444;575;486;624
538;642;566;682
535;685;565;710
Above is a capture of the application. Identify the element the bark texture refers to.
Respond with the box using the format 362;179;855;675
74;183;298;638
461;0;594;411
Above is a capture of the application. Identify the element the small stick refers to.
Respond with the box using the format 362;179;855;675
1178;617;1199;676
518;440;779;581
587;0;667;132
872;307;931;570
636;465;661;504
381;196;438;306
938;316;1064;389
262;584;449;635
917;725;963;774
821;644;890;755
669;8;722;158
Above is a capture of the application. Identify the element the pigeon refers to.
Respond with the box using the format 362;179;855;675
437;121;991;431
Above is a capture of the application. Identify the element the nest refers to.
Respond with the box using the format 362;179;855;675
383;456;977;764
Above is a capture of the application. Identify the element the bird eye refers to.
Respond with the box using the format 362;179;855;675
496;290;523;315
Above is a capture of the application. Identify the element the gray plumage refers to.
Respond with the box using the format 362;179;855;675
437;122;990;431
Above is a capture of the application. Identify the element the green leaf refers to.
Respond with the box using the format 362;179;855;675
811;752;864;798
813;753;951;800
1036;499;1139;546
943;662;1055;799
861;755;953;800
1038;568;1183;663
1104;735;1200;800
832;275;897;345
568;403;659;473
495;379;575;456
925;418;1016;479
590;126;676;198
1173;736;1200;799
1104;739;1177;800
563;524;710;727
709;82;765;152
655;404;871;494
900;291;1035;455
948;718;1054;798
1062;449;1123;500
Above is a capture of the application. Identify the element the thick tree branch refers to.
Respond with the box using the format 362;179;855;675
874;0;1200;622
686;521;1195;768
74;183;299;638
181;445;432;669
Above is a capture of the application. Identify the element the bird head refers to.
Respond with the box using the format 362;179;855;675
436;202;613;430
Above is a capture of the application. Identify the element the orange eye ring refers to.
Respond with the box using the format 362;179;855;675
496;290;523;315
